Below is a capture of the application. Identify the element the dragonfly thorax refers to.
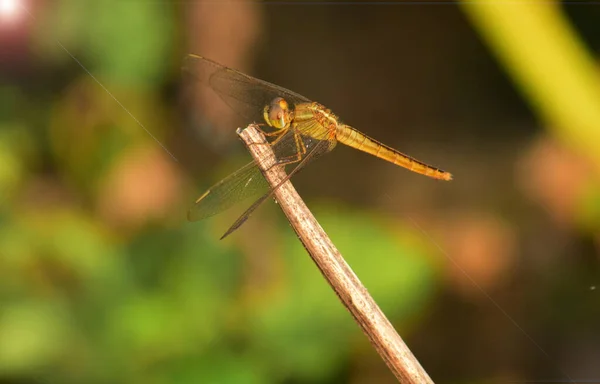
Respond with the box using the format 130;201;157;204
263;97;294;129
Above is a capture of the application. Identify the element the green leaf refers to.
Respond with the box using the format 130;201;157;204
0;301;71;373
84;0;174;86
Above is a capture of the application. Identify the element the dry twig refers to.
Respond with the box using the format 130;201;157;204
236;124;434;384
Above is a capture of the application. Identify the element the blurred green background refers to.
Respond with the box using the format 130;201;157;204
1;1;600;383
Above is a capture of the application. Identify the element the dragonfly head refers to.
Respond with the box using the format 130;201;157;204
263;97;293;129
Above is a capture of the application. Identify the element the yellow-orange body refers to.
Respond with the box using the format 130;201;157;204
279;101;452;181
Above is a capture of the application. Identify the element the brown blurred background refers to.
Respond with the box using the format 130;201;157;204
1;1;599;383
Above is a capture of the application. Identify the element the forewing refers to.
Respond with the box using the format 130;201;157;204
182;54;311;123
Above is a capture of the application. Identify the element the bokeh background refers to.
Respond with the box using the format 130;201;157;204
1;1;600;383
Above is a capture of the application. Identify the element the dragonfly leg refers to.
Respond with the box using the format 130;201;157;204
262;130;285;137
271;154;302;169
247;126;288;147
247;127;305;171
293;130;307;155
245;150;301;174
269;130;306;169
246;126;292;154
268;127;290;144
245;128;288;153
255;123;283;137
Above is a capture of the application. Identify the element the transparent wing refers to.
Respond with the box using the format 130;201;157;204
188;122;336;223
182;54;311;123
187;161;269;221
220;136;332;239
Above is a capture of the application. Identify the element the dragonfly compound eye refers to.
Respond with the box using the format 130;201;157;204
263;97;292;129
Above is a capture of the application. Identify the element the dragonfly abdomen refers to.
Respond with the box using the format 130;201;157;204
336;125;452;181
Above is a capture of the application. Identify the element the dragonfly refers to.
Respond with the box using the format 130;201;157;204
183;54;452;239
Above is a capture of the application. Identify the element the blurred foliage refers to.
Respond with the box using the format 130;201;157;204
2;0;600;383
34;0;174;86
1;2;438;382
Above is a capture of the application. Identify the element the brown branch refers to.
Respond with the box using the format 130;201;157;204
236;124;434;384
